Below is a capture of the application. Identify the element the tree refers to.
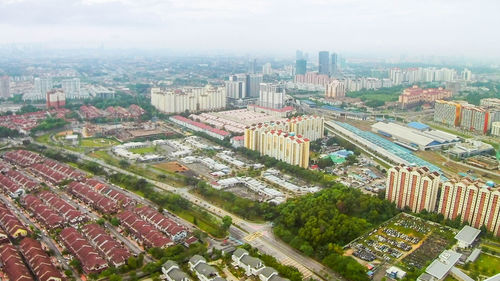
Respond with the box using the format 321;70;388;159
222;215;232;230
119;159;130;169
109;274;122;281
110;217;120;227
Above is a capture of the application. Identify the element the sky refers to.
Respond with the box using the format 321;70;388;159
0;0;499;58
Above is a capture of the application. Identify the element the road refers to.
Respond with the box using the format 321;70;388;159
37;142;343;281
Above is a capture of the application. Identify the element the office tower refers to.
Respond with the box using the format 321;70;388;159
462;68;472;81
318;51;330;75
151;85;226;114
46;89;66;108
225;75;246;99
247;74;263;97
296;50;304;60
61;78;81;99
295;59;307;75
385;165;440;213
248;59;257;74
0;76;9;98
259;83;285;109
438;177;500;236
262;63;272;75
34;77;53;96
325;80;346;99
330;53;338;74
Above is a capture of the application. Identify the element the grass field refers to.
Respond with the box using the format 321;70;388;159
464;253;500;277
129;146;156;155
81;138;120;148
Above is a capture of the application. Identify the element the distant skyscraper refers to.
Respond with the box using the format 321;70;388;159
61;78;81;99
295;59;307;75
330;53;338;75
248;59;257;74
325;80;345;99
296;50;304;60
34;77;53;96
0;76;10;98
262;63;272;75
318;51;330;75
462;68;472;81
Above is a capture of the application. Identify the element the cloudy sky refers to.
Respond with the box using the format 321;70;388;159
0;0;499;57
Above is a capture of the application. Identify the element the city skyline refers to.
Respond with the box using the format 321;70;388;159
0;0;499;60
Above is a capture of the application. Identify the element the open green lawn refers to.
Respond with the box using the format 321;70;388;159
81;138;120;148
175;209;224;238
129;146;156;155
35;133;53;144
464;253;500;277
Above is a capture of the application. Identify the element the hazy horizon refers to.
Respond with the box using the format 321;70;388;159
1;0;499;60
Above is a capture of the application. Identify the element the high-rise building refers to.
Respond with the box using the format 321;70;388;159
462;68;472;81
46;89;66;108
295;59;307;75
480;98;500;108
438;178;500;236
330;53;338;75
225;75;246;99
318;51;330;75
248;59;257;74
287;115;324;141
247;74;263;98
34;77;53;96
492;122;500;137
296;50;304;60
325;80;346;99
460;106;490;134
259;83;285;109
61;78;81;99
151;85;226;114
0;76;9;98
434;100;464;127
262;63;272;75
385;165;440;213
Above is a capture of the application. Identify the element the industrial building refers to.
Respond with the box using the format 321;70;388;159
372;122;460;150
447;139;494;159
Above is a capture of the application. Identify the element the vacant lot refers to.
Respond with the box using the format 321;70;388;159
129;146;156;154
154;162;189;173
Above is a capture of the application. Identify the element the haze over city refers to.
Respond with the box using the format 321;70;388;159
1;0;500;59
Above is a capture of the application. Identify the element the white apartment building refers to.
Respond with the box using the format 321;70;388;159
61;78;81;99
151;85;226;114
259;83;285;109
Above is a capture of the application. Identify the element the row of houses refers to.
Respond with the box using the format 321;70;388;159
135;206;187;242
30;159;85;185
4;169;38;191
80;178;135;208
19;237;65;281
81;223;132;267
0;173;26;198
3;150;43;167
67;182;118;214
0;243;34;281
0;202;28;238
22;195;65;229
59;227;108;274
117;211;173;249
38;190;87;225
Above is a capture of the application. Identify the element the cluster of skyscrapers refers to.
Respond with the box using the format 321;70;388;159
434;98;500;134
243;116;324;168
386;164;500;236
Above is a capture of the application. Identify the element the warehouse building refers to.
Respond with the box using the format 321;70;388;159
372;122;460;151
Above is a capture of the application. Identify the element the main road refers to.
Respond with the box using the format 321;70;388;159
35;142;343;281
